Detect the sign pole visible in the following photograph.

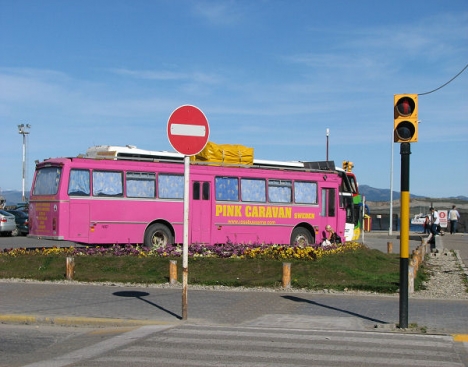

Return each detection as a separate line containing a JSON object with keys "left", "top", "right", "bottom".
{"left": 167, "top": 105, "right": 210, "bottom": 321}
{"left": 182, "top": 155, "right": 190, "bottom": 320}
{"left": 399, "top": 142, "right": 411, "bottom": 329}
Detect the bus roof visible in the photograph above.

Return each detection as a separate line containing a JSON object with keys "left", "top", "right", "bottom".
{"left": 82, "top": 145, "right": 337, "bottom": 172}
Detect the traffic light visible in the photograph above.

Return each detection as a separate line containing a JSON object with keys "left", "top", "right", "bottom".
{"left": 394, "top": 94, "right": 418, "bottom": 143}
{"left": 342, "top": 160, "right": 354, "bottom": 172}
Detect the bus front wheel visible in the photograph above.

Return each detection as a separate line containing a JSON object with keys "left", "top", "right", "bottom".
{"left": 291, "top": 227, "right": 313, "bottom": 247}
{"left": 145, "top": 224, "right": 173, "bottom": 248}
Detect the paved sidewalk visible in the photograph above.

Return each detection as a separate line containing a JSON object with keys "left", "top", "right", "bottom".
{"left": 0, "top": 231, "right": 467, "bottom": 335}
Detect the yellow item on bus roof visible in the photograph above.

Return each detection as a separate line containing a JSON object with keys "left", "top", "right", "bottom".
{"left": 192, "top": 141, "right": 254, "bottom": 165}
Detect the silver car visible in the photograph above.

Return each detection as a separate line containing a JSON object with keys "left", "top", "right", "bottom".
{"left": 0, "top": 210, "right": 17, "bottom": 236}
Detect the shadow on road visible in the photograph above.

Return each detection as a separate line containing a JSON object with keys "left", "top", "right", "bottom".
{"left": 282, "top": 295, "right": 388, "bottom": 324}
{"left": 113, "top": 291, "right": 182, "bottom": 320}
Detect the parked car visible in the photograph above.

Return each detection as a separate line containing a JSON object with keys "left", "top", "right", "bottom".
{"left": 0, "top": 210, "right": 17, "bottom": 236}
{"left": 6, "top": 209, "right": 29, "bottom": 236}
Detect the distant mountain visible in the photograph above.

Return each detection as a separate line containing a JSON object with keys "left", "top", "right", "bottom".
{"left": 359, "top": 185, "right": 468, "bottom": 202}
{"left": 0, "top": 190, "right": 29, "bottom": 207}
{"left": 359, "top": 185, "right": 427, "bottom": 202}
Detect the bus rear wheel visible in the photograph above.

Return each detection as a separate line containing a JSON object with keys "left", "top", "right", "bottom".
{"left": 145, "top": 224, "right": 173, "bottom": 248}
{"left": 291, "top": 227, "right": 313, "bottom": 247}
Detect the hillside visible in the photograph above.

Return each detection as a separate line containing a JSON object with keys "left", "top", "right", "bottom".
{"left": 359, "top": 185, "right": 467, "bottom": 203}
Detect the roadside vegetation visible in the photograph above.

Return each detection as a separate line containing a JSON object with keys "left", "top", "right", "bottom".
{"left": 0, "top": 242, "right": 428, "bottom": 293}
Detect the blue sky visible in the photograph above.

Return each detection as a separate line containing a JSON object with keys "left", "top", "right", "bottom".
{"left": 1, "top": 0, "right": 467, "bottom": 198}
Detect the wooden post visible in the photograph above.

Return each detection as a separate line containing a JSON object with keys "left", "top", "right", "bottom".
{"left": 387, "top": 241, "right": 393, "bottom": 254}
{"left": 421, "top": 238, "right": 428, "bottom": 253}
{"left": 66, "top": 257, "right": 75, "bottom": 280}
{"left": 169, "top": 260, "right": 177, "bottom": 285}
{"left": 412, "top": 250, "right": 419, "bottom": 269}
{"left": 282, "top": 262, "right": 291, "bottom": 289}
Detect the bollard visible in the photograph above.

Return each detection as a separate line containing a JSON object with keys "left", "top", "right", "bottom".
{"left": 66, "top": 257, "right": 75, "bottom": 280}
{"left": 435, "top": 235, "right": 444, "bottom": 252}
{"left": 282, "top": 262, "right": 291, "bottom": 289}
{"left": 387, "top": 241, "right": 393, "bottom": 254}
{"left": 169, "top": 260, "right": 178, "bottom": 285}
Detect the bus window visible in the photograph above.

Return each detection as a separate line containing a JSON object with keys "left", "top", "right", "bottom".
{"left": 321, "top": 188, "right": 336, "bottom": 217}
{"left": 268, "top": 180, "right": 292, "bottom": 203}
{"left": 215, "top": 177, "right": 239, "bottom": 201}
{"left": 241, "top": 178, "right": 266, "bottom": 202}
{"left": 126, "top": 172, "right": 155, "bottom": 198}
{"left": 193, "top": 182, "right": 200, "bottom": 200}
{"left": 158, "top": 174, "right": 184, "bottom": 199}
{"left": 193, "top": 182, "right": 210, "bottom": 201}
{"left": 68, "top": 169, "right": 90, "bottom": 196}
{"left": 294, "top": 181, "right": 317, "bottom": 204}
{"left": 33, "top": 166, "right": 62, "bottom": 195}
{"left": 92, "top": 171, "right": 123, "bottom": 197}
{"left": 202, "top": 182, "right": 210, "bottom": 200}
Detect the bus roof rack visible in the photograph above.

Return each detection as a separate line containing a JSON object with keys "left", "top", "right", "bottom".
{"left": 85, "top": 145, "right": 184, "bottom": 162}
{"left": 302, "top": 161, "right": 336, "bottom": 170}
{"left": 84, "top": 145, "right": 337, "bottom": 172}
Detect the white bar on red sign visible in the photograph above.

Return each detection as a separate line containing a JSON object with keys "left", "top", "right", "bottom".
{"left": 171, "top": 124, "right": 206, "bottom": 137}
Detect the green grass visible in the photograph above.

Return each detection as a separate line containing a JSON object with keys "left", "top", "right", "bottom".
{"left": 0, "top": 247, "right": 428, "bottom": 293}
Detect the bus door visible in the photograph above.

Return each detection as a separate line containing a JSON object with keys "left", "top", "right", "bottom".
{"left": 320, "top": 187, "right": 339, "bottom": 237}
{"left": 190, "top": 181, "right": 211, "bottom": 244}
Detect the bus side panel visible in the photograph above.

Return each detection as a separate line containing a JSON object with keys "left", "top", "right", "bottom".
{"left": 86, "top": 198, "right": 184, "bottom": 245}
{"left": 69, "top": 201, "right": 89, "bottom": 242}
{"left": 211, "top": 203, "right": 320, "bottom": 245}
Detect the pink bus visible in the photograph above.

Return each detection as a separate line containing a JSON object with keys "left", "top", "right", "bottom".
{"left": 28, "top": 146, "right": 355, "bottom": 246}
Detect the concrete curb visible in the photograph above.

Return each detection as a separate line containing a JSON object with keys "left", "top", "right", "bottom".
{"left": 0, "top": 314, "right": 181, "bottom": 328}
{"left": 454, "top": 250, "right": 468, "bottom": 281}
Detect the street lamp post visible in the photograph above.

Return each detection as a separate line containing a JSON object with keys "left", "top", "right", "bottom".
{"left": 326, "top": 128, "right": 330, "bottom": 161}
{"left": 17, "top": 124, "right": 31, "bottom": 202}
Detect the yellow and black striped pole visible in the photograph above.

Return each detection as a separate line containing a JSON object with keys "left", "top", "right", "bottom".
{"left": 399, "top": 142, "right": 411, "bottom": 328}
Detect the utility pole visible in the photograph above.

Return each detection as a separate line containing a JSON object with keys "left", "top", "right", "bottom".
{"left": 326, "top": 128, "right": 329, "bottom": 161}
{"left": 18, "top": 124, "right": 31, "bottom": 202}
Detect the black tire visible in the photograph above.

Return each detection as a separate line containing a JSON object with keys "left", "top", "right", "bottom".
{"left": 144, "top": 223, "right": 173, "bottom": 248}
{"left": 290, "top": 227, "right": 313, "bottom": 247}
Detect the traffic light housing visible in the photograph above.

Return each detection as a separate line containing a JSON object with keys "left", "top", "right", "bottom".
{"left": 342, "top": 160, "right": 354, "bottom": 172}
{"left": 394, "top": 94, "right": 418, "bottom": 143}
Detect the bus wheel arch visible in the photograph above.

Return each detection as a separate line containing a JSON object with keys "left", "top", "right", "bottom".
{"left": 290, "top": 224, "right": 315, "bottom": 247}
{"left": 144, "top": 221, "right": 174, "bottom": 248}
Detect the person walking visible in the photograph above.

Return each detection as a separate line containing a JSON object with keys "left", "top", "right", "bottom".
{"left": 448, "top": 205, "right": 460, "bottom": 234}
{"left": 427, "top": 207, "right": 440, "bottom": 243}
{"left": 423, "top": 215, "right": 431, "bottom": 234}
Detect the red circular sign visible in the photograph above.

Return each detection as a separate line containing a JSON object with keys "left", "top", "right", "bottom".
{"left": 167, "top": 105, "right": 210, "bottom": 156}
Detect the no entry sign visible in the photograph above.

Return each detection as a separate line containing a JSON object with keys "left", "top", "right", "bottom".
{"left": 167, "top": 105, "right": 210, "bottom": 156}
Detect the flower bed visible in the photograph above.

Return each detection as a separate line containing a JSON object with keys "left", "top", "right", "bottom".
{"left": 1, "top": 242, "right": 364, "bottom": 260}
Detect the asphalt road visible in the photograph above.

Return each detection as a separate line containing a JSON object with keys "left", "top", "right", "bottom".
{"left": 1, "top": 232, "right": 467, "bottom": 366}
{"left": 2, "top": 322, "right": 468, "bottom": 367}
{"left": 0, "top": 235, "right": 79, "bottom": 250}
